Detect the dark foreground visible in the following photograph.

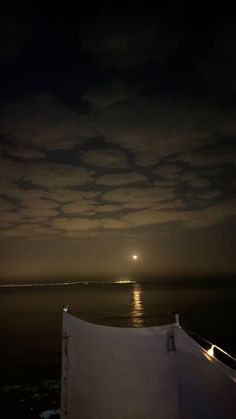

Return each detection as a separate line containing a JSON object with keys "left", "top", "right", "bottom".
{"left": 0, "top": 381, "right": 60, "bottom": 419}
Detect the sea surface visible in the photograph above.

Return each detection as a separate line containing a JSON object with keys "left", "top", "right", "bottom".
{"left": 1, "top": 281, "right": 236, "bottom": 383}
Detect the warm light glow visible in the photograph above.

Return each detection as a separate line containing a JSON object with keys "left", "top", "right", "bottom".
{"left": 115, "top": 278, "right": 135, "bottom": 284}
{"left": 207, "top": 345, "right": 214, "bottom": 357}
{"left": 132, "top": 254, "right": 138, "bottom": 260}
{"left": 131, "top": 285, "right": 143, "bottom": 327}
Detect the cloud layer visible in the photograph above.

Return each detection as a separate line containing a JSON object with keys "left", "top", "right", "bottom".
{"left": 0, "top": 86, "right": 235, "bottom": 240}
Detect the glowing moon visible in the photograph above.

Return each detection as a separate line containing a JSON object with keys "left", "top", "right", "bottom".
{"left": 132, "top": 254, "right": 138, "bottom": 260}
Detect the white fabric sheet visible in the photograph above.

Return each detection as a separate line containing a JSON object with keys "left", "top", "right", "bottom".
{"left": 61, "top": 313, "right": 180, "bottom": 419}
{"left": 61, "top": 312, "right": 236, "bottom": 419}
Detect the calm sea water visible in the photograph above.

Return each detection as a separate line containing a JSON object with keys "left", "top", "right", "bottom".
{"left": 1, "top": 282, "right": 236, "bottom": 382}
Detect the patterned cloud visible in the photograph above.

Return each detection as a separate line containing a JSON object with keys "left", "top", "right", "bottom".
{"left": 81, "top": 149, "right": 127, "bottom": 168}
{"left": 0, "top": 89, "right": 235, "bottom": 240}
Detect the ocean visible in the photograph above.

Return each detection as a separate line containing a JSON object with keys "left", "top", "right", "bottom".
{"left": 1, "top": 281, "right": 236, "bottom": 383}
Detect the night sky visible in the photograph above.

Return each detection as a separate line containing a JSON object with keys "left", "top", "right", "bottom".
{"left": 0, "top": 2, "right": 236, "bottom": 279}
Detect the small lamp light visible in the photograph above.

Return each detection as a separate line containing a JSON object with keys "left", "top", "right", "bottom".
{"left": 207, "top": 345, "right": 214, "bottom": 357}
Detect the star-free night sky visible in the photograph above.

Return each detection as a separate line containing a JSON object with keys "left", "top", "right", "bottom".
{"left": 0, "top": 2, "right": 236, "bottom": 279}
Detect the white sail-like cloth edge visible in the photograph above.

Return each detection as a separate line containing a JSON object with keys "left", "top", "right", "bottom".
{"left": 61, "top": 312, "right": 236, "bottom": 419}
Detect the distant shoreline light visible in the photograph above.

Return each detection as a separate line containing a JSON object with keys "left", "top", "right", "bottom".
{"left": 0, "top": 279, "right": 136, "bottom": 288}
{"left": 115, "top": 279, "right": 136, "bottom": 284}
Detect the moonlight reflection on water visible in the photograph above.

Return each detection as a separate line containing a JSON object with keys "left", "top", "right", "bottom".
{"left": 131, "top": 284, "right": 143, "bottom": 327}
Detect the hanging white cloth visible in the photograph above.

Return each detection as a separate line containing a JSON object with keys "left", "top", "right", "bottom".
{"left": 61, "top": 312, "right": 236, "bottom": 419}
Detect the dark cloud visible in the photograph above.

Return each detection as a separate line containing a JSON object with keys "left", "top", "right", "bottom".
{"left": 197, "top": 190, "right": 222, "bottom": 200}
{"left": 101, "top": 186, "right": 176, "bottom": 206}
{"left": 24, "top": 162, "right": 94, "bottom": 188}
{"left": 187, "top": 178, "right": 210, "bottom": 188}
{"left": 52, "top": 217, "right": 101, "bottom": 232}
{"left": 5, "top": 145, "right": 46, "bottom": 160}
{"left": 62, "top": 201, "right": 96, "bottom": 215}
{"left": 2, "top": 224, "right": 58, "bottom": 238}
{"left": 80, "top": 6, "right": 180, "bottom": 72}
{"left": 153, "top": 164, "right": 183, "bottom": 180}
{"left": 0, "top": 199, "right": 15, "bottom": 212}
{"left": 111, "top": 199, "right": 236, "bottom": 230}
{"left": 97, "top": 172, "right": 147, "bottom": 186}
{"left": 96, "top": 205, "right": 122, "bottom": 213}
{"left": 199, "top": 19, "right": 236, "bottom": 94}
{"left": 83, "top": 81, "right": 143, "bottom": 110}
{"left": 0, "top": 93, "right": 94, "bottom": 151}
{"left": 177, "top": 142, "right": 236, "bottom": 167}
{"left": 0, "top": 158, "right": 94, "bottom": 188}
{"left": 82, "top": 93, "right": 236, "bottom": 166}
{"left": 81, "top": 149, "right": 128, "bottom": 168}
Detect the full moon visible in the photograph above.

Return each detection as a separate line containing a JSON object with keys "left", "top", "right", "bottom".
{"left": 132, "top": 254, "right": 138, "bottom": 260}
